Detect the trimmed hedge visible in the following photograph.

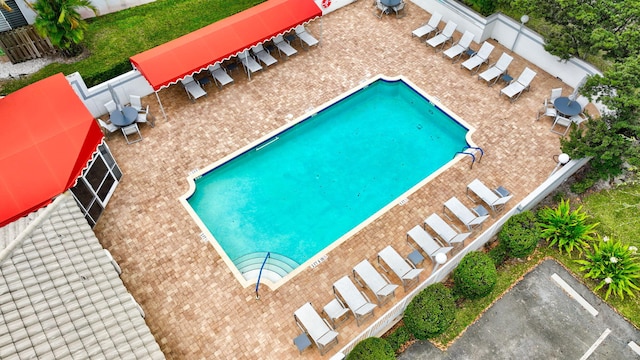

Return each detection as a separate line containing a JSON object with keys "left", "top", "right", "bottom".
{"left": 453, "top": 251, "right": 497, "bottom": 299}
{"left": 404, "top": 283, "right": 456, "bottom": 339}
{"left": 383, "top": 324, "right": 413, "bottom": 354}
{"left": 345, "top": 337, "right": 394, "bottom": 360}
{"left": 498, "top": 211, "right": 541, "bottom": 259}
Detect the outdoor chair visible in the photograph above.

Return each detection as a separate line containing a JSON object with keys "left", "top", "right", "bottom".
{"left": 322, "top": 299, "right": 350, "bottom": 329}
{"left": 273, "top": 35, "right": 297, "bottom": 59}
{"left": 412, "top": 12, "right": 442, "bottom": 38}
{"left": 104, "top": 100, "right": 118, "bottom": 114}
{"left": 466, "top": 178, "right": 513, "bottom": 212}
{"left": 179, "top": 75, "right": 207, "bottom": 102}
{"left": 332, "top": 276, "right": 377, "bottom": 326}
{"left": 443, "top": 30, "right": 475, "bottom": 63}
{"left": 426, "top": 20, "right": 457, "bottom": 51}
{"left": 377, "top": 245, "right": 423, "bottom": 291}
{"left": 208, "top": 63, "right": 234, "bottom": 89}
{"left": 500, "top": 67, "right": 537, "bottom": 102}
{"left": 424, "top": 213, "right": 471, "bottom": 246}
{"left": 135, "top": 105, "right": 154, "bottom": 127}
{"left": 478, "top": 53, "right": 513, "bottom": 86}
{"left": 238, "top": 50, "right": 263, "bottom": 79}
{"left": 406, "top": 225, "right": 453, "bottom": 261}
{"left": 295, "top": 25, "right": 319, "bottom": 50}
{"left": 570, "top": 95, "right": 590, "bottom": 125}
{"left": 443, "top": 197, "right": 490, "bottom": 232}
{"left": 129, "top": 95, "right": 143, "bottom": 112}
{"left": 251, "top": 44, "right": 278, "bottom": 67}
{"left": 352, "top": 259, "right": 399, "bottom": 305}
{"left": 97, "top": 119, "right": 119, "bottom": 139}
{"left": 392, "top": 0, "right": 406, "bottom": 18}
{"left": 293, "top": 302, "right": 339, "bottom": 355}
{"left": 375, "top": 0, "right": 389, "bottom": 18}
{"left": 550, "top": 115, "right": 574, "bottom": 136}
{"left": 461, "top": 41, "right": 494, "bottom": 74}
{"left": 537, "top": 88, "right": 563, "bottom": 121}
{"left": 121, "top": 123, "right": 142, "bottom": 144}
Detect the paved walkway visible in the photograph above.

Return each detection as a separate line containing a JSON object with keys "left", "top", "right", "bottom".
{"left": 93, "top": 1, "right": 593, "bottom": 359}
{"left": 399, "top": 260, "right": 640, "bottom": 360}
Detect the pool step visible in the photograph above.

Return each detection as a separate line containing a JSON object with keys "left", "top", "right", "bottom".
{"left": 235, "top": 252, "right": 300, "bottom": 281}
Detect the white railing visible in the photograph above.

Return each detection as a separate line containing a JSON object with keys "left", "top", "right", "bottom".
{"left": 332, "top": 158, "right": 589, "bottom": 358}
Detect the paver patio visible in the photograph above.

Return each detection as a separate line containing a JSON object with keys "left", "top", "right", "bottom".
{"left": 93, "top": 2, "right": 594, "bottom": 359}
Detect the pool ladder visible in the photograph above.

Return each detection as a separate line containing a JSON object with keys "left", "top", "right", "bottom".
{"left": 255, "top": 252, "right": 270, "bottom": 300}
{"left": 455, "top": 146, "right": 484, "bottom": 169}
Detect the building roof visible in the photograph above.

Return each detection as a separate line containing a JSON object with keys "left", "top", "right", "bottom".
{"left": 0, "top": 193, "right": 165, "bottom": 359}
{"left": 0, "top": 73, "right": 104, "bottom": 227}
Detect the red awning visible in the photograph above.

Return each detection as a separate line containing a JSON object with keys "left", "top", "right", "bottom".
{"left": 0, "top": 73, "right": 104, "bottom": 227}
{"left": 130, "top": 0, "right": 322, "bottom": 91}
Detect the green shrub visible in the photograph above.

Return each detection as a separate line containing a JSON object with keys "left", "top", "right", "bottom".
{"left": 537, "top": 199, "right": 599, "bottom": 256}
{"left": 453, "top": 251, "right": 498, "bottom": 299}
{"left": 570, "top": 176, "right": 598, "bottom": 194}
{"left": 404, "top": 283, "right": 455, "bottom": 339}
{"left": 383, "top": 324, "right": 413, "bottom": 354}
{"left": 575, "top": 236, "right": 640, "bottom": 300}
{"left": 487, "top": 241, "right": 508, "bottom": 266}
{"left": 345, "top": 337, "right": 394, "bottom": 360}
{"left": 498, "top": 211, "right": 541, "bottom": 259}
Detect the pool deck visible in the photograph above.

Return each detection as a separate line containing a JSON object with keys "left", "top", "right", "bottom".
{"left": 93, "top": 2, "right": 594, "bottom": 359}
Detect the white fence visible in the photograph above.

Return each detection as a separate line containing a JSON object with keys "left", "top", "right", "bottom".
{"left": 17, "top": 0, "right": 155, "bottom": 25}
{"left": 330, "top": 157, "right": 590, "bottom": 359}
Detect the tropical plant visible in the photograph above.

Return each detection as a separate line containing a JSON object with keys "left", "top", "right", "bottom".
{"left": 575, "top": 236, "right": 640, "bottom": 300}
{"left": 345, "top": 337, "right": 395, "bottom": 360}
{"left": 453, "top": 251, "right": 498, "bottom": 299}
{"left": 404, "top": 283, "right": 456, "bottom": 340}
{"left": 30, "top": 0, "right": 98, "bottom": 57}
{"left": 537, "top": 199, "right": 599, "bottom": 256}
{"left": 498, "top": 211, "right": 541, "bottom": 259}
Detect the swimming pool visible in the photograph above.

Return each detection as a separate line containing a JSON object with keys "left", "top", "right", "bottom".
{"left": 181, "top": 75, "right": 474, "bottom": 288}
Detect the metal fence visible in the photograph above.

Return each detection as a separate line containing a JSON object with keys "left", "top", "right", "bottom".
{"left": 0, "top": 25, "right": 55, "bottom": 64}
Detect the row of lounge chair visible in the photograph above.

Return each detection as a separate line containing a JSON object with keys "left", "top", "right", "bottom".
{"left": 178, "top": 25, "right": 318, "bottom": 101}
{"left": 413, "top": 12, "right": 538, "bottom": 102}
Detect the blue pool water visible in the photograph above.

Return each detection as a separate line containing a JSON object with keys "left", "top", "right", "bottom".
{"left": 187, "top": 78, "right": 469, "bottom": 271}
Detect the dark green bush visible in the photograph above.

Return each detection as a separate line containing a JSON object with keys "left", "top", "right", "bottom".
{"left": 453, "top": 251, "right": 497, "bottom": 299}
{"left": 383, "top": 324, "right": 413, "bottom": 354}
{"left": 345, "top": 337, "right": 394, "bottom": 360}
{"left": 487, "top": 240, "right": 508, "bottom": 266}
{"left": 570, "top": 176, "right": 598, "bottom": 194}
{"left": 83, "top": 61, "right": 133, "bottom": 88}
{"left": 498, "top": 211, "right": 541, "bottom": 259}
{"left": 404, "top": 283, "right": 456, "bottom": 339}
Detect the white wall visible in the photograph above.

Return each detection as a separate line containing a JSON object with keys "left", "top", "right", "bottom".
{"left": 19, "top": 0, "right": 155, "bottom": 24}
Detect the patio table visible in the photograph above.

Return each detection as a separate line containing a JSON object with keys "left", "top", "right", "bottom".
{"left": 554, "top": 97, "right": 581, "bottom": 117}
{"left": 110, "top": 106, "right": 139, "bottom": 127}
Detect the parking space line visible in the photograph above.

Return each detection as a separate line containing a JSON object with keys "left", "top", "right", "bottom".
{"left": 551, "top": 273, "right": 598, "bottom": 316}
{"left": 579, "top": 328, "right": 611, "bottom": 360}
{"left": 629, "top": 341, "right": 640, "bottom": 355}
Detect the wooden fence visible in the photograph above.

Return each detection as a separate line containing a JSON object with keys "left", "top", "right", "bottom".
{"left": 0, "top": 25, "right": 56, "bottom": 64}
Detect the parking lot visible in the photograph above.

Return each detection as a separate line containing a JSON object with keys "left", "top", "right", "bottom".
{"left": 399, "top": 260, "right": 640, "bottom": 359}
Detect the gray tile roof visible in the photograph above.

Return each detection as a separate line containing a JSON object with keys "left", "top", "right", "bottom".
{"left": 0, "top": 193, "right": 165, "bottom": 360}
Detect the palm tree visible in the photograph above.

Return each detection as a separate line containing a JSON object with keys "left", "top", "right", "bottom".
{"left": 30, "top": 0, "right": 98, "bottom": 57}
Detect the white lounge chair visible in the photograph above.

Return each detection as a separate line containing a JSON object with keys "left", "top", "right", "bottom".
{"left": 179, "top": 75, "right": 207, "bottom": 102}
{"left": 443, "top": 197, "right": 490, "bottom": 232}
{"left": 406, "top": 225, "right": 453, "bottom": 260}
{"left": 443, "top": 30, "right": 475, "bottom": 63}
{"left": 466, "top": 178, "right": 513, "bottom": 212}
{"left": 251, "top": 44, "right": 278, "bottom": 67}
{"left": 322, "top": 299, "right": 350, "bottom": 328}
{"left": 273, "top": 35, "right": 297, "bottom": 58}
{"left": 295, "top": 25, "right": 319, "bottom": 50}
{"left": 377, "top": 245, "right": 423, "bottom": 291}
{"left": 412, "top": 12, "right": 442, "bottom": 38}
{"left": 332, "top": 276, "right": 377, "bottom": 326}
{"left": 238, "top": 50, "right": 263, "bottom": 80}
{"left": 294, "top": 302, "right": 339, "bottom": 355}
{"left": 208, "top": 63, "right": 234, "bottom": 89}
{"left": 426, "top": 20, "right": 457, "bottom": 51}
{"left": 424, "top": 213, "right": 471, "bottom": 246}
{"left": 537, "top": 88, "right": 563, "bottom": 121}
{"left": 478, "top": 53, "right": 513, "bottom": 86}
{"left": 461, "top": 41, "right": 494, "bottom": 74}
{"left": 500, "top": 67, "right": 537, "bottom": 102}
{"left": 353, "top": 260, "right": 399, "bottom": 305}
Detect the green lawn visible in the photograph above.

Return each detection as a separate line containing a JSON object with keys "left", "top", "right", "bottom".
{"left": 1, "top": 0, "right": 264, "bottom": 93}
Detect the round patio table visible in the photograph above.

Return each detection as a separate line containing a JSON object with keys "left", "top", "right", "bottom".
{"left": 381, "top": 0, "right": 401, "bottom": 6}
{"left": 553, "top": 97, "right": 581, "bottom": 117}
{"left": 109, "top": 106, "right": 139, "bottom": 127}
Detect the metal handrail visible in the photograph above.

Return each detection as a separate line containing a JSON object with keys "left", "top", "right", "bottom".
{"left": 255, "top": 252, "right": 271, "bottom": 300}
